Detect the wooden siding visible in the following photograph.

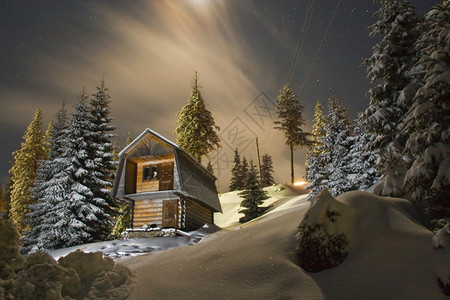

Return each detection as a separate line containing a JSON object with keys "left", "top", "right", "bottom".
{"left": 185, "top": 198, "right": 213, "bottom": 231}
{"left": 134, "top": 156, "right": 174, "bottom": 193}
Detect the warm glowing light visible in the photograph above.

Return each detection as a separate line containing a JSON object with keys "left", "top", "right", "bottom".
{"left": 294, "top": 181, "right": 308, "bottom": 186}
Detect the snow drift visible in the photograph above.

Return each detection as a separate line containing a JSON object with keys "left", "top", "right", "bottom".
{"left": 0, "top": 214, "right": 134, "bottom": 300}
{"left": 123, "top": 189, "right": 449, "bottom": 299}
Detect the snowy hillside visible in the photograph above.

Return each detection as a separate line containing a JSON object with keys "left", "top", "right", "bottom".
{"left": 123, "top": 188, "right": 449, "bottom": 299}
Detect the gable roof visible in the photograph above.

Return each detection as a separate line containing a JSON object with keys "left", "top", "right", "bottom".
{"left": 118, "top": 128, "right": 216, "bottom": 180}
{"left": 113, "top": 128, "right": 221, "bottom": 212}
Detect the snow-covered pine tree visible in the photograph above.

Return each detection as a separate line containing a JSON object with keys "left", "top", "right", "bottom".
{"left": 274, "top": 84, "right": 310, "bottom": 184}
{"left": 322, "top": 93, "right": 353, "bottom": 197}
{"left": 22, "top": 103, "right": 70, "bottom": 251}
{"left": 240, "top": 157, "right": 250, "bottom": 190}
{"left": 306, "top": 101, "right": 327, "bottom": 188}
{"left": 402, "top": 2, "right": 450, "bottom": 229}
{"left": 344, "top": 114, "right": 380, "bottom": 192}
{"left": 69, "top": 91, "right": 115, "bottom": 241}
{"left": 9, "top": 109, "right": 47, "bottom": 233}
{"left": 229, "top": 148, "right": 243, "bottom": 191}
{"left": 260, "top": 154, "right": 275, "bottom": 187}
{"left": 362, "top": 0, "right": 422, "bottom": 197}
{"left": 174, "top": 72, "right": 220, "bottom": 163}
{"left": 238, "top": 160, "right": 269, "bottom": 222}
{"left": 88, "top": 79, "right": 118, "bottom": 237}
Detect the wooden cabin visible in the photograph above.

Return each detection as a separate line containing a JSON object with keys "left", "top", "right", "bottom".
{"left": 112, "top": 129, "right": 222, "bottom": 231}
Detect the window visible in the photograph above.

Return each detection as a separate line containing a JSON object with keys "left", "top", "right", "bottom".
{"left": 143, "top": 165, "right": 158, "bottom": 181}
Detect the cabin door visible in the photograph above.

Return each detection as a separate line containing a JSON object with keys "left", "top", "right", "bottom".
{"left": 159, "top": 162, "right": 174, "bottom": 190}
{"left": 162, "top": 199, "right": 178, "bottom": 228}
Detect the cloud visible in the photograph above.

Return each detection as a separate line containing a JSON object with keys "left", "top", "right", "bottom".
{"left": 1, "top": 0, "right": 308, "bottom": 189}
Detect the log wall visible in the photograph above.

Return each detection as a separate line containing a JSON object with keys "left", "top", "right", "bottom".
{"left": 132, "top": 198, "right": 181, "bottom": 229}
{"left": 133, "top": 199, "right": 163, "bottom": 228}
{"left": 185, "top": 198, "right": 213, "bottom": 231}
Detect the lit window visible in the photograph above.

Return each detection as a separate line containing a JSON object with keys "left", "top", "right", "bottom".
{"left": 143, "top": 165, "right": 158, "bottom": 181}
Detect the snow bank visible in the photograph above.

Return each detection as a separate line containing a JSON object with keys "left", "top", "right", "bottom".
{"left": 215, "top": 184, "right": 307, "bottom": 228}
{"left": 297, "top": 190, "right": 450, "bottom": 298}
{"left": 123, "top": 190, "right": 449, "bottom": 299}
{"left": 295, "top": 189, "right": 349, "bottom": 272}
{"left": 0, "top": 215, "right": 134, "bottom": 300}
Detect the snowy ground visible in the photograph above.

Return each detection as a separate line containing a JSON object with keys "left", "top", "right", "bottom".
{"left": 122, "top": 186, "right": 448, "bottom": 299}
{"left": 48, "top": 226, "right": 217, "bottom": 261}
{"left": 45, "top": 184, "right": 449, "bottom": 298}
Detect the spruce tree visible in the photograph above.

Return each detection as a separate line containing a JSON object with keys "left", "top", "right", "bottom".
{"left": 88, "top": 79, "right": 118, "bottom": 233}
{"left": 43, "top": 121, "right": 53, "bottom": 158}
{"left": 9, "top": 109, "right": 47, "bottom": 232}
{"left": 323, "top": 94, "right": 353, "bottom": 197}
{"left": 238, "top": 161, "right": 269, "bottom": 222}
{"left": 362, "top": 0, "right": 422, "bottom": 196}
{"left": 111, "top": 203, "right": 131, "bottom": 238}
{"left": 229, "top": 148, "right": 243, "bottom": 191}
{"left": 260, "top": 154, "right": 275, "bottom": 187}
{"left": 306, "top": 101, "right": 327, "bottom": 186}
{"left": 402, "top": 2, "right": 450, "bottom": 229}
{"left": 240, "top": 157, "right": 250, "bottom": 189}
{"left": 70, "top": 92, "right": 114, "bottom": 241}
{"left": 345, "top": 115, "right": 380, "bottom": 192}
{"left": 274, "top": 84, "right": 310, "bottom": 184}
{"left": 22, "top": 102, "right": 70, "bottom": 251}
{"left": 174, "top": 72, "right": 220, "bottom": 163}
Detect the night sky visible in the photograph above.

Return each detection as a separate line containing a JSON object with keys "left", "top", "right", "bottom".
{"left": 0, "top": 0, "right": 437, "bottom": 191}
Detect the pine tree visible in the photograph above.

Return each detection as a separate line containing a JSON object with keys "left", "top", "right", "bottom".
{"left": 24, "top": 91, "right": 116, "bottom": 250}
{"left": 88, "top": 79, "right": 118, "bottom": 236}
{"left": 362, "top": 0, "right": 422, "bottom": 196}
{"left": 402, "top": 2, "right": 450, "bottom": 229}
{"left": 306, "top": 101, "right": 327, "bottom": 186}
{"left": 9, "top": 109, "right": 47, "bottom": 232}
{"left": 111, "top": 202, "right": 131, "bottom": 238}
{"left": 345, "top": 115, "right": 380, "bottom": 192}
{"left": 43, "top": 120, "right": 53, "bottom": 158}
{"left": 22, "top": 102, "right": 70, "bottom": 251}
{"left": 238, "top": 161, "right": 269, "bottom": 222}
{"left": 260, "top": 154, "right": 275, "bottom": 187}
{"left": 70, "top": 91, "right": 115, "bottom": 241}
{"left": 174, "top": 72, "right": 220, "bottom": 163}
{"left": 240, "top": 157, "right": 250, "bottom": 189}
{"left": 323, "top": 94, "right": 353, "bottom": 197}
{"left": 274, "top": 84, "right": 310, "bottom": 184}
{"left": 229, "top": 148, "right": 243, "bottom": 191}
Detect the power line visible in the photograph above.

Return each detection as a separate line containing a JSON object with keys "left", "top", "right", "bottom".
{"left": 297, "top": 0, "right": 342, "bottom": 95}
{"left": 285, "top": 0, "right": 317, "bottom": 85}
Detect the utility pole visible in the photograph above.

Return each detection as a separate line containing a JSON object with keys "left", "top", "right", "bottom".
{"left": 256, "top": 137, "right": 262, "bottom": 181}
